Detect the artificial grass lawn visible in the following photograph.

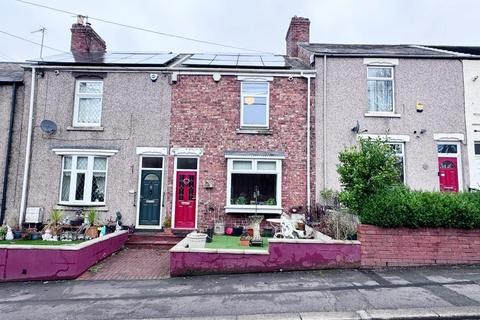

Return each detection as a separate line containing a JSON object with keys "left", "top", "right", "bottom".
{"left": 0, "top": 239, "right": 84, "bottom": 246}
{"left": 206, "top": 235, "right": 269, "bottom": 250}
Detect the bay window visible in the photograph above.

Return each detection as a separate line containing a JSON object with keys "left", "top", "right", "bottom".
{"left": 226, "top": 158, "right": 282, "bottom": 214}
{"left": 60, "top": 155, "right": 108, "bottom": 205}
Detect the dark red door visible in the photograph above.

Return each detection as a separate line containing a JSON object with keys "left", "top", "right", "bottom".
{"left": 438, "top": 157, "right": 459, "bottom": 192}
{"left": 174, "top": 171, "right": 197, "bottom": 228}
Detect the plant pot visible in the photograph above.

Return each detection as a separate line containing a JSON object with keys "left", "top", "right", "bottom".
{"left": 240, "top": 238, "right": 250, "bottom": 247}
{"left": 214, "top": 221, "right": 225, "bottom": 235}
{"left": 247, "top": 228, "right": 254, "bottom": 237}
{"left": 186, "top": 232, "right": 208, "bottom": 248}
{"left": 262, "top": 227, "right": 273, "bottom": 238}
{"left": 206, "top": 227, "right": 214, "bottom": 243}
{"left": 232, "top": 226, "right": 243, "bottom": 236}
{"left": 13, "top": 230, "right": 22, "bottom": 239}
{"left": 86, "top": 226, "right": 99, "bottom": 239}
{"left": 31, "top": 233, "right": 41, "bottom": 240}
{"left": 225, "top": 227, "right": 233, "bottom": 235}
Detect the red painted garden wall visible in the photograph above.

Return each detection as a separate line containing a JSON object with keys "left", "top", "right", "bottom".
{"left": 168, "top": 75, "right": 315, "bottom": 229}
{"left": 358, "top": 224, "right": 480, "bottom": 267}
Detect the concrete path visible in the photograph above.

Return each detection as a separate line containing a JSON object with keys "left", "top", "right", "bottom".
{"left": 1, "top": 265, "right": 480, "bottom": 319}
{"left": 77, "top": 248, "right": 170, "bottom": 280}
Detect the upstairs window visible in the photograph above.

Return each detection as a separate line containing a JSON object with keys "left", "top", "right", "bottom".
{"left": 241, "top": 81, "right": 269, "bottom": 128}
{"left": 367, "top": 67, "right": 394, "bottom": 113}
{"left": 73, "top": 80, "right": 103, "bottom": 127}
{"left": 60, "top": 155, "right": 107, "bottom": 205}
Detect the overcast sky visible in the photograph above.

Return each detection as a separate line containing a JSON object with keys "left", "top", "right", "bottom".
{"left": 0, "top": 0, "right": 479, "bottom": 62}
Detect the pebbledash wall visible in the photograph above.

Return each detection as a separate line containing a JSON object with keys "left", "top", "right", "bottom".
{"left": 4, "top": 69, "right": 171, "bottom": 227}
{"left": 312, "top": 57, "right": 468, "bottom": 195}
{"left": 168, "top": 74, "right": 315, "bottom": 229}
{"left": 358, "top": 224, "right": 480, "bottom": 267}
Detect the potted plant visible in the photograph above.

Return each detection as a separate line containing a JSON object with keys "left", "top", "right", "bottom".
{"left": 240, "top": 230, "right": 250, "bottom": 247}
{"left": 42, "top": 209, "right": 63, "bottom": 241}
{"left": 232, "top": 225, "right": 243, "bottom": 236}
{"left": 163, "top": 215, "right": 171, "bottom": 230}
{"left": 0, "top": 225, "right": 6, "bottom": 240}
{"left": 85, "top": 209, "right": 99, "bottom": 239}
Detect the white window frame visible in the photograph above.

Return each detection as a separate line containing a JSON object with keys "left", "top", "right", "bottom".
{"left": 135, "top": 156, "right": 165, "bottom": 230}
{"left": 367, "top": 66, "right": 395, "bottom": 114}
{"left": 225, "top": 158, "right": 282, "bottom": 214}
{"left": 387, "top": 142, "right": 406, "bottom": 184}
{"left": 59, "top": 155, "right": 108, "bottom": 206}
{"left": 73, "top": 80, "right": 103, "bottom": 127}
{"left": 240, "top": 81, "right": 270, "bottom": 128}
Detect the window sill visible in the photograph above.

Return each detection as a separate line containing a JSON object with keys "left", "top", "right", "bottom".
{"left": 236, "top": 128, "right": 273, "bottom": 135}
{"left": 56, "top": 203, "right": 108, "bottom": 211}
{"left": 67, "top": 126, "right": 104, "bottom": 131}
{"left": 364, "top": 113, "right": 401, "bottom": 118}
{"left": 225, "top": 205, "right": 282, "bottom": 215}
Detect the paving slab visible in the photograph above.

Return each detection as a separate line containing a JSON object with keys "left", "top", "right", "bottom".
{"left": 432, "top": 305, "right": 480, "bottom": 318}
{"left": 301, "top": 311, "right": 361, "bottom": 320}
{"left": 366, "top": 308, "right": 438, "bottom": 319}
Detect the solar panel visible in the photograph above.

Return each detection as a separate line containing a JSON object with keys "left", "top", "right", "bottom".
{"left": 182, "top": 53, "right": 287, "bottom": 68}
{"left": 33, "top": 52, "right": 178, "bottom": 66}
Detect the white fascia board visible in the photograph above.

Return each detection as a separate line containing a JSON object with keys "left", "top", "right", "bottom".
{"left": 136, "top": 147, "right": 168, "bottom": 156}
{"left": 357, "top": 133, "right": 410, "bottom": 143}
{"left": 52, "top": 148, "right": 118, "bottom": 156}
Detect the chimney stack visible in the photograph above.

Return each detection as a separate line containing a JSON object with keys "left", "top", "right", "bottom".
{"left": 70, "top": 15, "right": 106, "bottom": 54}
{"left": 286, "top": 16, "right": 310, "bottom": 57}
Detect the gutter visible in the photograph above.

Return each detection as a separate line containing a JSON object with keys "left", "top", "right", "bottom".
{"left": 19, "top": 67, "right": 35, "bottom": 226}
{"left": 301, "top": 72, "right": 313, "bottom": 211}
{"left": 0, "top": 82, "right": 18, "bottom": 224}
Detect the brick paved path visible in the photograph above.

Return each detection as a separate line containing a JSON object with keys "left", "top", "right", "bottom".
{"left": 77, "top": 248, "right": 170, "bottom": 280}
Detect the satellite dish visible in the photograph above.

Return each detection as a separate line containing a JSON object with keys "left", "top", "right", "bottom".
{"left": 40, "top": 120, "right": 57, "bottom": 135}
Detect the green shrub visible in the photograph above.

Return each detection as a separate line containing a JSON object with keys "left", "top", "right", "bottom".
{"left": 360, "top": 186, "right": 480, "bottom": 229}
{"left": 337, "top": 138, "right": 401, "bottom": 213}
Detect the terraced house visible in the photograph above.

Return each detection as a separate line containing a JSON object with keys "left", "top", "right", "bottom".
{"left": 2, "top": 17, "right": 315, "bottom": 233}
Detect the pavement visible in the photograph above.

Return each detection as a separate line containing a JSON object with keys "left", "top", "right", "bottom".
{"left": 77, "top": 248, "right": 170, "bottom": 281}
{"left": 2, "top": 265, "right": 480, "bottom": 319}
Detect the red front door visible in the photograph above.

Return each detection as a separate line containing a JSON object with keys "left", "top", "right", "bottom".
{"left": 174, "top": 171, "right": 197, "bottom": 228}
{"left": 438, "top": 157, "right": 459, "bottom": 192}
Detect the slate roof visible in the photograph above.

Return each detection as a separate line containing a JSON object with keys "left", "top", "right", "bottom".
{"left": 300, "top": 43, "right": 472, "bottom": 58}
{"left": 0, "top": 63, "right": 23, "bottom": 83}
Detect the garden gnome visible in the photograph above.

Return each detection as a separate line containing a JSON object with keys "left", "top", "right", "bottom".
{"left": 115, "top": 211, "right": 122, "bottom": 232}
{"left": 5, "top": 225, "right": 14, "bottom": 240}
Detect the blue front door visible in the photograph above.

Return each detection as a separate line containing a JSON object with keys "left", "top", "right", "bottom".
{"left": 139, "top": 170, "right": 162, "bottom": 225}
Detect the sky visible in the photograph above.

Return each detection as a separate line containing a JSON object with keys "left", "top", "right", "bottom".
{"left": 0, "top": 0, "right": 479, "bottom": 62}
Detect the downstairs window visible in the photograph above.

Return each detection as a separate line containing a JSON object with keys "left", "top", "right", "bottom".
{"left": 226, "top": 158, "right": 282, "bottom": 214}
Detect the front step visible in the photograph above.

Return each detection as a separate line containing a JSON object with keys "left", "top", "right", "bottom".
{"left": 125, "top": 231, "right": 184, "bottom": 249}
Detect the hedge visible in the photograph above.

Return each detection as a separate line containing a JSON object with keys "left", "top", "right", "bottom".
{"left": 360, "top": 186, "right": 480, "bottom": 229}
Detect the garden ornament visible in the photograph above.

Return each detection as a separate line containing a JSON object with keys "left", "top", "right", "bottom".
{"left": 42, "top": 229, "right": 52, "bottom": 241}
{"left": 5, "top": 225, "right": 14, "bottom": 241}
{"left": 100, "top": 225, "right": 107, "bottom": 237}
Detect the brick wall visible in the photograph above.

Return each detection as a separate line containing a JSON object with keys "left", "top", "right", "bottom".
{"left": 169, "top": 75, "right": 314, "bottom": 229}
{"left": 286, "top": 17, "right": 310, "bottom": 57}
{"left": 358, "top": 224, "right": 480, "bottom": 267}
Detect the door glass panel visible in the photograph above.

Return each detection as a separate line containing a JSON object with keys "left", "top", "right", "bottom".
{"left": 188, "top": 175, "right": 195, "bottom": 200}
{"left": 177, "top": 158, "right": 198, "bottom": 170}
{"left": 233, "top": 160, "right": 252, "bottom": 170}
{"left": 438, "top": 144, "right": 458, "bottom": 154}
{"left": 142, "top": 157, "right": 163, "bottom": 169}
{"left": 440, "top": 160, "right": 455, "bottom": 169}
{"left": 178, "top": 174, "right": 185, "bottom": 200}
{"left": 144, "top": 173, "right": 160, "bottom": 181}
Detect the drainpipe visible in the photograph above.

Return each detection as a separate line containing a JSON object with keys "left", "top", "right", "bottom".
{"left": 322, "top": 55, "right": 327, "bottom": 189}
{"left": 301, "top": 72, "right": 313, "bottom": 211}
{"left": 0, "top": 82, "right": 18, "bottom": 224}
{"left": 19, "top": 67, "right": 36, "bottom": 226}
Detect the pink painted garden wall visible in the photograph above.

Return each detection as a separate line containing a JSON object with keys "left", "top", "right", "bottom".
{"left": 0, "top": 231, "right": 128, "bottom": 282}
